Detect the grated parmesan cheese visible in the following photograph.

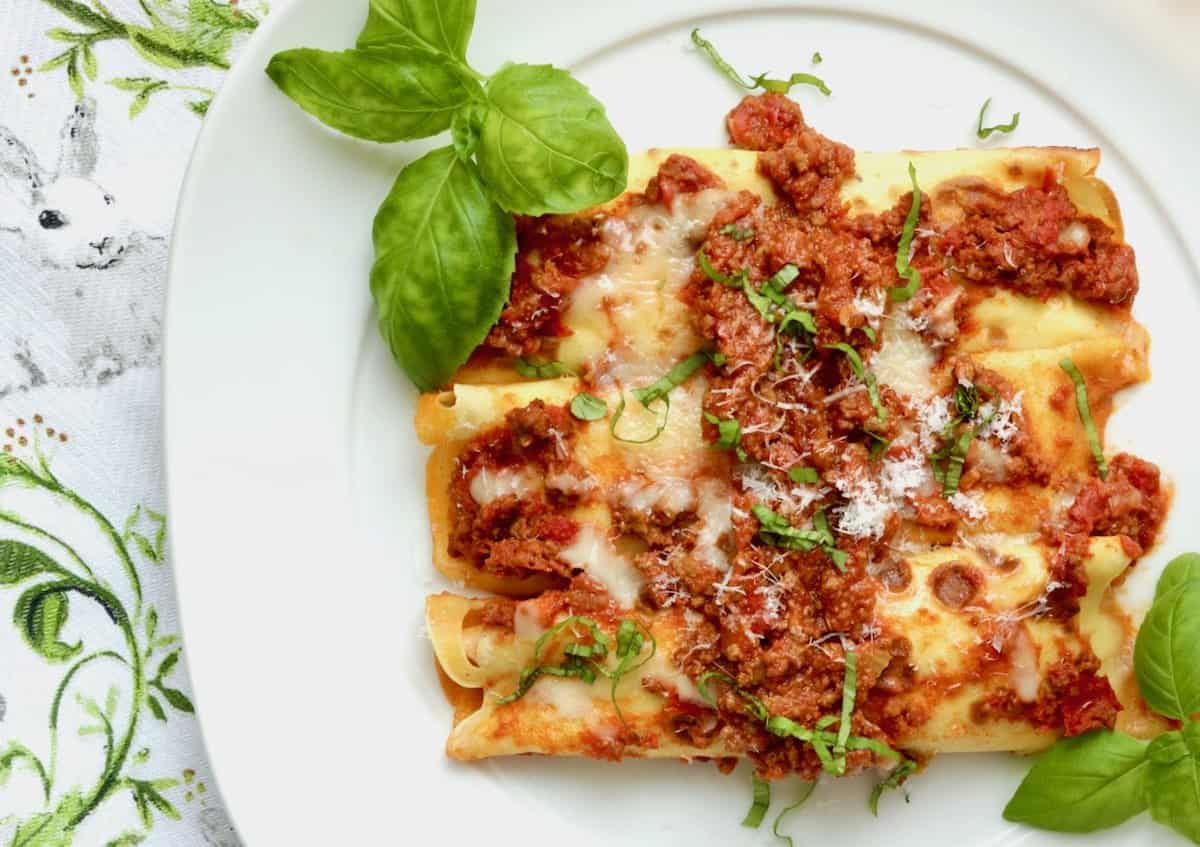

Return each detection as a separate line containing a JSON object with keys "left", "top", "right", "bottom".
{"left": 948, "top": 491, "right": 988, "bottom": 522}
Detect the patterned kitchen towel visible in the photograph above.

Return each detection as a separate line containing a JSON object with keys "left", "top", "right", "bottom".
{"left": 1, "top": 2, "right": 269, "bottom": 844}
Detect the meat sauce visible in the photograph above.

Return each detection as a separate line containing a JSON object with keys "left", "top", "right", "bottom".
{"left": 448, "top": 94, "right": 1165, "bottom": 777}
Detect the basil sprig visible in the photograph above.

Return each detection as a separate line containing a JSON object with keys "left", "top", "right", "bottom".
{"left": 928, "top": 382, "right": 993, "bottom": 496}
{"left": 1060, "top": 358, "right": 1109, "bottom": 479}
{"left": 1004, "top": 553, "right": 1200, "bottom": 843}
{"left": 976, "top": 97, "right": 1021, "bottom": 139}
{"left": 610, "top": 351, "right": 718, "bottom": 443}
{"left": 690, "top": 29, "right": 831, "bottom": 96}
{"left": 267, "top": 0, "right": 628, "bottom": 390}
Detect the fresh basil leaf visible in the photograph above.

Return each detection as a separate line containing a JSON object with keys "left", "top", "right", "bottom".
{"left": 570, "top": 393, "right": 607, "bottom": 421}
{"left": 1146, "top": 722, "right": 1200, "bottom": 844}
{"left": 356, "top": 0, "right": 477, "bottom": 61}
{"left": 976, "top": 97, "right": 1020, "bottom": 139}
{"left": 1002, "top": 730, "right": 1149, "bottom": 832}
{"left": 1148, "top": 730, "right": 1188, "bottom": 765}
{"left": 514, "top": 358, "right": 575, "bottom": 379}
{"left": 370, "top": 146, "right": 516, "bottom": 390}
{"left": 14, "top": 581, "right": 81, "bottom": 662}
{"left": 869, "top": 759, "right": 916, "bottom": 815}
{"left": 476, "top": 63, "right": 627, "bottom": 216}
{"left": 452, "top": 101, "right": 487, "bottom": 160}
{"left": 743, "top": 773, "right": 771, "bottom": 828}
{"left": 0, "top": 540, "right": 57, "bottom": 585}
{"left": 690, "top": 29, "right": 830, "bottom": 96}
{"left": 265, "top": 46, "right": 481, "bottom": 143}
{"left": 889, "top": 162, "right": 923, "bottom": 302}
{"left": 1156, "top": 553, "right": 1200, "bottom": 601}
{"left": 1135, "top": 579, "right": 1200, "bottom": 720}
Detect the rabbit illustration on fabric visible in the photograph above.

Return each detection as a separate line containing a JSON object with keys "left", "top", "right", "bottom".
{"left": 0, "top": 98, "right": 164, "bottom": 396}
{"left": 0, "top": 98, "right": 132, "bottom": 269}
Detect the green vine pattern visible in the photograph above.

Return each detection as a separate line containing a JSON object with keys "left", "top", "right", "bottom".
{"left": 0, "top": 432, "right": 200, "bottom": 846}
{"left": 38, "top": 0, "right": 263, "bottom": 117}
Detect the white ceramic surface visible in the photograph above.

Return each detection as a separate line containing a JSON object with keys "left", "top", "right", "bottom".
{"left": 164, "top": 1, "right": 1200, "bottom": 844}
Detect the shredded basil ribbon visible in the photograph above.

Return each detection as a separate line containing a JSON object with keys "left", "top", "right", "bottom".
{"left": 514, "top": 357, "right": 576, "bottom": 379}
{"left": 869, "top": 759, "right": 918, "bottom": 815}
{"left": 690, "top": 29, "right": 831, "bottom": 96}
{"left": 610, "top": 350, "right": 717, "bottom": 443}
{"left": 570, "top": 392, "right": 607, "bottom": 421}
{"left": 698, "top": 669, "right": 903, "bottom": 780}
{"left": 497, "top": 616, "right": 655, "bottom": 730}
{"left": 832, "top": 649, "right": 858, "bottom": 772}
{"left": 825, "top": 343, "right": 886, "bottom": 423}
{"left": 743, "top": 773, "right": 772, "bottom": 828}
{"left": 1060, "top": 358, "right": 1108, "bottom": 479}
{"left": 704, "top": 412, "right": 747, "bottom": 461}
{"left": 890, "top": 162, "right": 923, "bottom": 302}
{"left": 699, "top": 252, "right": 816, "bottom": 345}
{"left": 752, "top": 504, "right": 847, "bottom": 571}
{"left": 773, "top": 781, "right": 817, "bottom": 846}
{"left": 788, "top": 466, "right": 820, "bottom": 485}
{"left": 976, "top": 97, "right": 1021, "bottom": 139}
{"left": 929, "top": 382, "right": 994, "bottom": 496}
{"left": 720, "top": 223, "right": 756, "bottom": 242}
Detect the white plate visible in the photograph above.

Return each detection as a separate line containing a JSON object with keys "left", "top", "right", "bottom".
{"left": 165, "top": 1, "right": 1200, "bottom": 844}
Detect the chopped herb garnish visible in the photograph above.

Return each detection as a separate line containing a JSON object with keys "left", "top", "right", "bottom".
{"left": 825, "top": 342, "right": 886, "bottom": 422}
{"left": 691, "top": 29, "right": 831, "bottom": 96}
{"left": 889, "top": 162, "right": 923, "bottom": 302}
{"left": 773, "top": 781, "right": 817, "bottom": 847}
{"left": 788, "top": 466, "right": 820, "bottom": 485}
{"left": 570, "top": 392, "right": 608, "bottom": 421}
{"left": 753, "top": 504, "right": 847, "bottom": 571}
{"left": 831, "top": 649, "right": 857, "bottom": 773}
{"left": 611, "top": 350, "right": 716, "bottom": 443}
{"left": 1060, "top": 358, "right": 1108, "bottom": 479}
{"left": 704, "top": 412, "right": 748, "bottom": 461}
{"left": 928, "top": 382, "right": 994, "bottom": 496}
{"left": 498, "top": 615, "right": 654, "bottom": 730}
{"left": 743, "top": 773, "right": 772, "bottom": 828}
{"left": 976, "top": 97, "right": 1020, "bottom": 139}
{"left": 721, "top": 223, "right": 756, "bottom": 241}
{"left": 861, "top": 326, "right": 877, "bottom": 344}
{"left": 697, "top": 671, "right": 769, "bottom": 721}
{"left": 811, "top": 51, "right": 823, "bottom": 65}
{"left": 514, "top": 358, "right": 576, "bottom": 379}
{"left": 697, "top": 249, "right": 750, "bottom": 290}
{"left": 864, "top": 430, "right": 891, "bottom": 462}
{"left": 869, "top": 759, "right": 917, "bottom": 815}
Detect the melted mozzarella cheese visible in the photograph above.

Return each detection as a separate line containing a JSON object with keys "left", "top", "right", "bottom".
{"left": 694, "top": 479, "right": 733, "bottom": 571}
{"left": 469, "top": 467, "right": 543, "bottom": 505}
{"left": 874, "top": 321, "right": 937, "bottom": 400}
{"left": 560, "top": 524, "right": 644, "bottom": 609}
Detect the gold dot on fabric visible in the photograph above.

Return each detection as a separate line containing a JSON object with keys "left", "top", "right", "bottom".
{"left": 4, "top": 429, "right": 12, "bottom": 437}
{"left": 20, "top": 55, "right": 29, "bottom": 63}
{"left": 9, "top": 68, "right": 18, "bottom": 77}
{"left": 17, "top": 78, "right": 26, "bottom": 87}
{"left": 33, "top": 414, "right": 43, "bottom": 423}
{"left": 15, "top": 418, "right": 24, "bottom": 426}
{"left": 59, "top": 433, "right": 69, "bottom": 443}
{"left": 2, "top": 445, "right": 10, "bottom": 453}
{"left": 17, "top": 437, "right": 27, "bottom": 446}
{"left": 46, "top": 427, "right": 55, "bottom": 437}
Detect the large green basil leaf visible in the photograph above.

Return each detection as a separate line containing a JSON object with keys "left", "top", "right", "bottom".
{"left": 0, "top": 540, "right": 57, "bottom": 585}
{"left": 265, "top": 46, "right": 480, "bottom": 143}
{"left": 1002, "top": 730, "right": 1149, "bottom": 832}
{"left": 1147, "top": 722, "right": 1200, "bottom": 844}
{"left": 1157, "top": 553, "right": 1200, "bottom": 601}
{"left": 476, "top": 63, "right": 627, "bottom": 215}
{"left": 356, "top": 0, "right": 476, "bottom": 61}
{"left": 14, "top": 581, "right": 81, "bottom": 662}
{"left": 1136, "top": 579, "right": 1200, "bottom": 720}
{"left": 370, "top": 146, "right": 516, "bottom": 390}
